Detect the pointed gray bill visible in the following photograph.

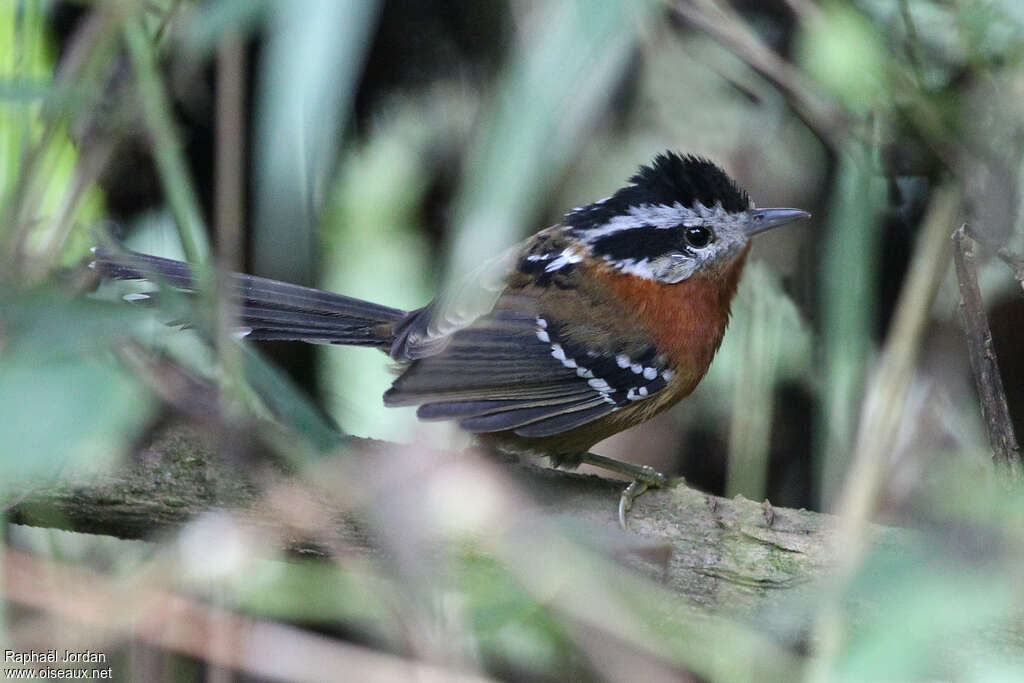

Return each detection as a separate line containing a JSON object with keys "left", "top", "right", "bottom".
{"left": 746, "top": 208, "right": 811, "bottom": 236}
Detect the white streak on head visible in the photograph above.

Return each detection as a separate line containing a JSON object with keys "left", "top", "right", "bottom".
{"left": 574, "top": 200, "right": 753, "bottom": 284}
{"left": 232, "top": 327, "right": 253, "bottom": 339}
{"left": 578, "top": 203, "right": 729, "bottom": 241}
{"left": 122, "top": 293, "right": 150, "bottom": 302}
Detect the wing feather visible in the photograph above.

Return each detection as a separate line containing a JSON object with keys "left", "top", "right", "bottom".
{"left": 384, "top": 293, "right": 670, "bottom": 438}
{"left": 457, "top": 397, "right": 610, "bottom": 433}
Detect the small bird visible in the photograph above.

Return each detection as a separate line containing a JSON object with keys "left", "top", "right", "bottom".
{"left": 93, "top": 152, "right": 809, "bottom": 526}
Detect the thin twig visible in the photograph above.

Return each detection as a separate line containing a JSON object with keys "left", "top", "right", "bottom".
{"left": 669, "top": 0, "right": 852, "bottom": 149}
{"left": 953, "top": 227, "right": 1023, "bottom": 481}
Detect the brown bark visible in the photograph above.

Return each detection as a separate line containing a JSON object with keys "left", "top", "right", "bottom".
{"left": 4, "top": 424, "right": 905, "bottom": 620}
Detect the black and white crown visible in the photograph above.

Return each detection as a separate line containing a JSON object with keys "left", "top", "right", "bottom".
{"left": 565, "top": 152, "right": 751, "bottom": 234}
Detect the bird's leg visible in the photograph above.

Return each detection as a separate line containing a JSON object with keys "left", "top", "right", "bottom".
{"left": 575, "top": 453, "right": 670, "bottom": 530}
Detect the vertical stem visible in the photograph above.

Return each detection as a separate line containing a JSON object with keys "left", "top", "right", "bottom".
{"left": 214, "top": 31, "right": 247, "bottom": 414}
{"left": 808, "top": 187, "right": 959, "bottom": 681}
{"left": 726, "top": 272, "right": 783, "bottom": 500}
{"left": 123, "top": 17, "right": 210, "bottom": 265}
{"left": 215, "top": 33, "right": 245, "bottom": 275}
{"left": 817, "top": 147, "right": 885, "bottom": 507}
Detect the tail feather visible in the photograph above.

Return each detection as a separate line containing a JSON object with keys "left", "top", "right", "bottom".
{"left": 92, "top": 247, "right": 408, "bottom": 349}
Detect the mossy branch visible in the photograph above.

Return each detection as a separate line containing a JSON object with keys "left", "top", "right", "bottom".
{"left": 4, "top": 424, "right": 907, "bottom": 620}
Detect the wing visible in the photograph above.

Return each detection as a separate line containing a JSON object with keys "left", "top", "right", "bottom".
{"left": 389, "top": 244, "right": 522, "bottom": 360}
{"left": 384, "top": 293, "right": 676, "bottom": 438}
{"left": 389, "top": 225, "right": 588, "bottom": 361}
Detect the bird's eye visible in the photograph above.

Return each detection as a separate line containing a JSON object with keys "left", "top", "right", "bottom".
{"left": 684, "top": 226, "right": 713, "bottom": 249}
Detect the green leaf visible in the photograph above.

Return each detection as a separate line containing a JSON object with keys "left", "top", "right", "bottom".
{"left": 0, "top": 291, "right": 155, "bottom": 485}
{"left": 240, "top": 344, "right": 343, "bottom": 454}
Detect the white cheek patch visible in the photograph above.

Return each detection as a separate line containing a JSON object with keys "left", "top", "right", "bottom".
{"left": 610, "top": 255, "right": 699, "bottom": 284}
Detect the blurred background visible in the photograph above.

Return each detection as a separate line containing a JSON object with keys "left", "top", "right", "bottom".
{"left": 3, "top": 0, "right": 1024, "bottom": 680}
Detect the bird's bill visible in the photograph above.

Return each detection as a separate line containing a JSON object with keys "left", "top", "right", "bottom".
{"left": 745, "top": 208, "right": 811, "bottom": 236}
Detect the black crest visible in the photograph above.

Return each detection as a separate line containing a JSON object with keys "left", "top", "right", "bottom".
{"left": 566, "top": 152, "right": 750, "bottom": 233}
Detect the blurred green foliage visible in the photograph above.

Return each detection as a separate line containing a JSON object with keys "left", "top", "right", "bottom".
{"left": 2, "top": 0, "right": 1024, "bottom": 680}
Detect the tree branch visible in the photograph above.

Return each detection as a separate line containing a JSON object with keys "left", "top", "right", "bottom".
{"left": 4, "top": 424, "right": 907, "bottom": 620}
{"left": 953, "top": 226, "right": 1023, "bottom": 481}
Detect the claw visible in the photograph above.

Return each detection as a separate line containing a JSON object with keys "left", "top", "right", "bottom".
{"left": 618, "top": 480, "right": 649, "bottom": 530}
{"left": 573, "top": 452, "right": 670, "bottom": 529}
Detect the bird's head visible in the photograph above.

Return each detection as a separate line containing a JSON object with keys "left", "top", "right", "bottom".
{"left": 564, "top": 151, "right": 809, "bottom": 283}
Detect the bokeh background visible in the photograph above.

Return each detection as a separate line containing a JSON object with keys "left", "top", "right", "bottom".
{"left": 3, "top": 0, "right": 1024, "bottom": 680}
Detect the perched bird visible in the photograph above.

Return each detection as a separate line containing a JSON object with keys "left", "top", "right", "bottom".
{"left": 93, "top": 152, "right": 809, "bottom": 526}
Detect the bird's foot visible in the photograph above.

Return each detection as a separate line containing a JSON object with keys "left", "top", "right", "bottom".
{"left": 574, "top": 453, "right": 669, "bottom": 530}
{"left": 617, "top": 465, "right": 669, "bottom": 530}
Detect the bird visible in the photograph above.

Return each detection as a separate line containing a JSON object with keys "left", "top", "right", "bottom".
{"left": 92, "top": 151, "right": 809, "bottom": 527}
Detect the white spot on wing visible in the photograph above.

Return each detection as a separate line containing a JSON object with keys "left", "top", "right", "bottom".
{"left": 544, "top": 248, "right": 583, "bottom": 273}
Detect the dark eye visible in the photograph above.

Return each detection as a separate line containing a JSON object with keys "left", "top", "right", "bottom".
{"left": 684, "top": 226, "right": 713, "bottom": 249}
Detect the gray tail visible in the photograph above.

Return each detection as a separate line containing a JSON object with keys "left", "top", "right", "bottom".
{"left": 91, "top": 247, "right": 408, "bottom": 350}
